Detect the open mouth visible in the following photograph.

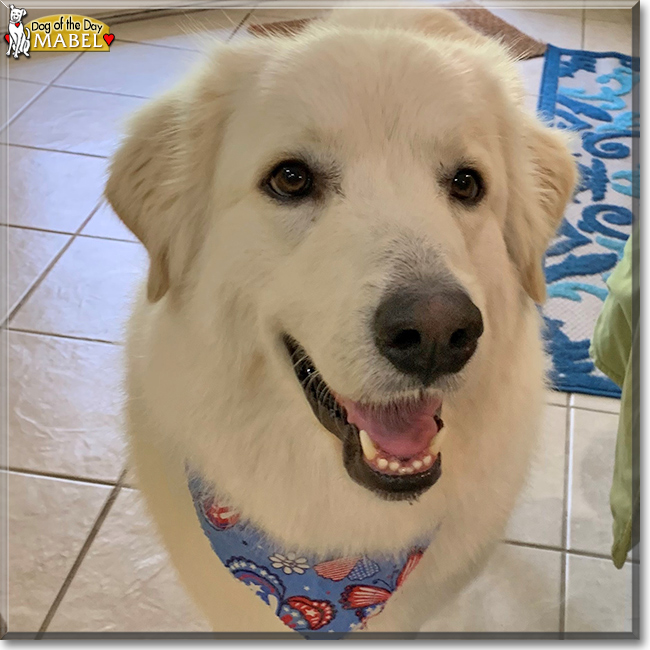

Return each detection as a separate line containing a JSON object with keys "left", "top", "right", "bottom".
{"left": 283, "top": 335, "right": 443, "bottom": 500}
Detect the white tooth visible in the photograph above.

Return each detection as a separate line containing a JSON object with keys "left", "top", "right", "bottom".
{"left": 359, "top": 430, "right": 377, "bottom": 461}
{"left": 423, "top": 455, "right": 432, "bottom": 466}
{"left": 389, "top": 461, "right": 400, "bottom": 472}
{"left": 429, "top": 429, "right": 447, "bottom": 456}
{"left": 398, "top": 467, "right": 408, "bottom": 474}
{"left": 412, "top": 460, "right": 423, "bottom": 470}
{"left": 377, "top": 458, "right": 388, "bottom": 470}
{"left": 404, "top": 467, "right": 414, "bottom": 474}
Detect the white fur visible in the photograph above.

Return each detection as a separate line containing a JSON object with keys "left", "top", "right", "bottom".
{"left": 107, "top": 8, "right": 576, "bottom": 633}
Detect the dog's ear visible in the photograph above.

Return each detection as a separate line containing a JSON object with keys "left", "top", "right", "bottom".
{"left": 106, "top": 45, "right": 265, "bottom": 302}
{"left": 504, "top": 116, "right": 577, "bottom": 304}
{"left": 21, "top": 8, "right": 26, "bottom": 17}
{"left": 106, "top": 94, "right": 189, "bottom": 302}
{"left": 9, "top": 4, "right": 14, "bottom": 11}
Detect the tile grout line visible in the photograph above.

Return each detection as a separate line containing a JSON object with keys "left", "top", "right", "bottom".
{"left": 3, "top": 221, "right": 137, "bottom": 245}
{"left": 559, "top": 552, "right": 568, "bottom": 637}
{"left": 0, "top": 83, "right": 49, "bottom": 133}
{"left": 547, "top": 392, "right": 620, "bottom": 415}
{"left": 551, "top": 400, "right": 618, "bottom": 416}
{"left": 563, "top": 407, "right": 575, "bottom": 552}
{"left": 49, "top": 84, "right": 149, "bottom": 101}
{"left": 0, "top": 143, "right": 108, "bottom": 160}
{"left": 36, "top": 468, "right": 127, "bottom": 637}
{"left": 1, "top": 52, "right": 84, "bottom": 133}
{"left": 2, "top": 201, "right": 103, "bottom": 328}
{"left": 3, "top": 236, "right": 74, "bottom": 328}
{"left": 3, "top": 223, "right": 73, "bottom": 237}
{"left": 580, "top": 7, "right": 586, "bottom": 49}
{"left": 503, "top": 537, "right": 638, "bottom": 564}
{"left": 2, "top": 466, "right": 120, "bottom": 488}
{"left": 561, "top": 405, "right": 574, "bottom": 533}
{"left": 7, "top": 327, "right": 122, "bottom": 346}
{"left": 76, "top": 232, "right": 138, "bottom": 245}
{"left": 228, "top": 8, "right": 255, "bottom": 41}
{"left": 558, "top": 405, "right": 574, "bottom": 635}
{"left": 40, "top": 52, "right": 85, "bottom": 86}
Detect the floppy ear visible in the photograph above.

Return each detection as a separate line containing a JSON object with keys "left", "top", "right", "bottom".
{"left": 504, "top": 116, "right": 577, "bottom": 304}
{"left": 105, "top": 54, "right": 238, "bottom": 302}
{"left": 106, "top": 40, "right": 277, "bottom": 303}
{"left": 21, "top": 9, "right": 26, "bottom": 17}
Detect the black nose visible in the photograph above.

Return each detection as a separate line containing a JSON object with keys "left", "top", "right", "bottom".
{"left": 373, "top": 287, "right": 484, "bottom": 386}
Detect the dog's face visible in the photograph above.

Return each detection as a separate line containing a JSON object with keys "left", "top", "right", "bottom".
{"left": 107, "top": 19, "right": 576, "bottom": 506}
{"left": 9, "top": 6, "right": 26, "bottom": 24}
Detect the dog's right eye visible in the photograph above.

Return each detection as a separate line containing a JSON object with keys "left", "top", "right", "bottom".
{"left": 264, "top": 160, "right": 314, "bottom": 200}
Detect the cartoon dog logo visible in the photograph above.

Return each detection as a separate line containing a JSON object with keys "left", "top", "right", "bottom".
{"left": 6, "top": 5, "right": 30, "bottom": 59}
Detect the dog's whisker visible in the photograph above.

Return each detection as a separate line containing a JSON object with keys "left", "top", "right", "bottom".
{"left": 291, "top": 353, "right": 313, "bottom": 371}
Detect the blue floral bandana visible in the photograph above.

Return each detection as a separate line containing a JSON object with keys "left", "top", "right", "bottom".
{"left": 188, "top": 475, "right": 432, "bottom": 637}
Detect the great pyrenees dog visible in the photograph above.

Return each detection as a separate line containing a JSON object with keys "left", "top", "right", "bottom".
{"left": 106, "top": 7, "right": 576, "bottom": 635}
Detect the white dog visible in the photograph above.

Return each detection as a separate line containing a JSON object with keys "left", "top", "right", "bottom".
{"left": 106, "top": 8, "right": 576, "bottom": 635}
{"left": 6, "top": 4, "right": 30, "bottom": 59}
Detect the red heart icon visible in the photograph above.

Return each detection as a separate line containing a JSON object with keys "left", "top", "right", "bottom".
{"left": 4, "top": 34, "right": 9, "bottom": 43}
{"left": 285, "top": 596, "right": 335, "bottom": 630}
{"left": 14, "top": 22, "right": 20, "bottom": 27}
{"left": 103, "top": 33, "right": 114, "bottom": 46}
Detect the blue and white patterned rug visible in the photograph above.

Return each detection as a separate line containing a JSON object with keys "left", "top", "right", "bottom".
{"left": 538, "top": 45, "right": 639, "bottom": 398}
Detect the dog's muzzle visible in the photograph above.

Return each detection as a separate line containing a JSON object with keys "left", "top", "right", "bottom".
{"left": 281, "top": 282, "right": 483, "bottom": 500}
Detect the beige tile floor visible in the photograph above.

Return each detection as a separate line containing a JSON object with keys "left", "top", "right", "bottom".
{"left": 1, "top": 4, "right": 636, "bottom": 638}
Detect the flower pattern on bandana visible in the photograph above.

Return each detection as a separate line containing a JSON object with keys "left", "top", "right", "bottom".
{"left": 269, "top": 552, "right": 310, "bottom": 575}
{"left": 187, "top": 474, "right": 435, "bottom": 637}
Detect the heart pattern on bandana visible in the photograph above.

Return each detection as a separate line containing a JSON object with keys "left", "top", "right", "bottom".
{"left": 313, "top": 557, "right": 360, "bottom": 581}
{"left": 348, "top": 557, "right": 381, "bottom": 581}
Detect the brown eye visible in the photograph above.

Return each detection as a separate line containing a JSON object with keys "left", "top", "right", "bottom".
{"left": 449, "top": 168, "right": 484, "bottom": 204}
{"left": 266, "top": 160, "right": 314, "bottom": 199}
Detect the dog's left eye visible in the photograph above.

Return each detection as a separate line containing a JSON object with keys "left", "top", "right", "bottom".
{"left": 449, "top": 168, "right": 484, "bottom": 205}
{"left": 265, "top": 160, "right": 314, "bottom": 200}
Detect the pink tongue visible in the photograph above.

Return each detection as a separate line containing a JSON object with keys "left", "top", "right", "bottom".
{"left": 336, "top": 395, "right": 442, "bottom": 460}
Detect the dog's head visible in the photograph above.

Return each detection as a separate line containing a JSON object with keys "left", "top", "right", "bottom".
{"left": 9, "top": 5, "right": 26, "bottom": 23}
{"left": 107, "top": 11, "right": 576, "bottom": 506}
